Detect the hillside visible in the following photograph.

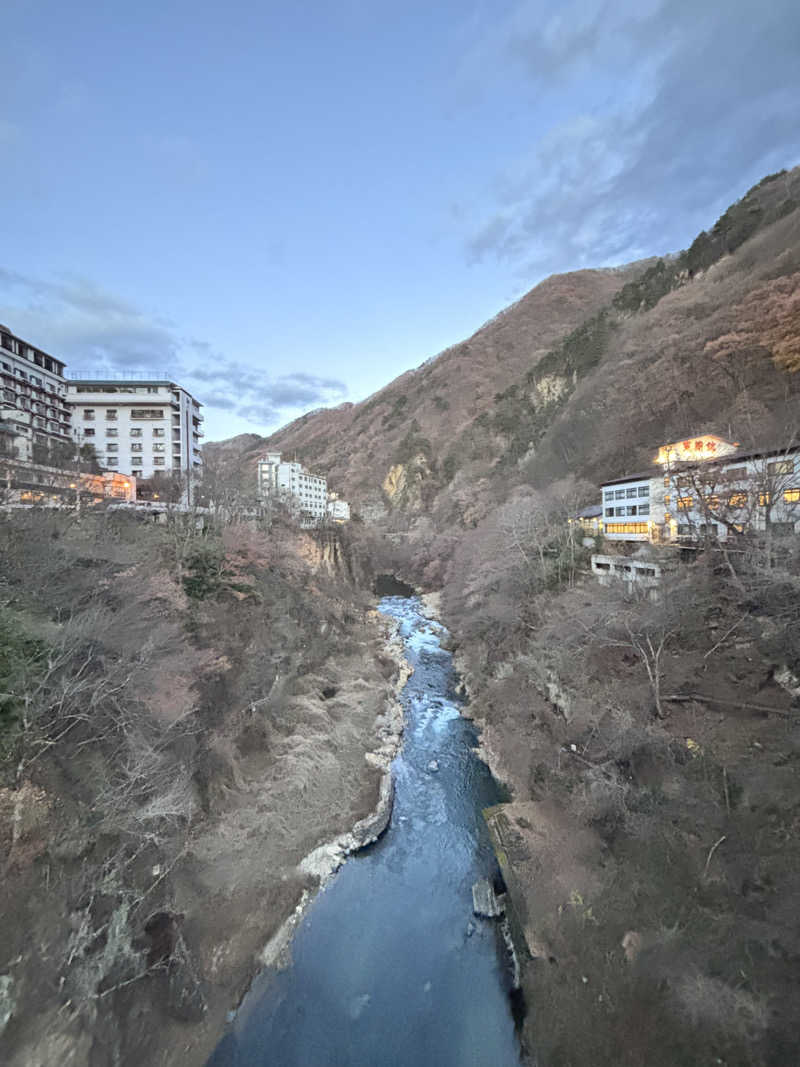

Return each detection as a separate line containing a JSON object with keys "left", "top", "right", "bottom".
{"left": 209, "top": 167, "right": 800, "bottom": 535}
{"left": 206, "top": 262, "right": 650, "bottom": 511}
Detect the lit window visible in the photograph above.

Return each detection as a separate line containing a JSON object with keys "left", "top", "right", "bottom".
{"left": 784, "top": 488, "right": 800, "bottom": 503}
{"left": 728, "top": 492, "right": 747, "bottom": 507}
{"left": 604, "top": 522, "right": 649, "bottom": 535}
{"left": 758, "top": 493, "right": 771, "bottom": 507}
{"left": 677, "top": 497, "right": 693, "bottom": 510}
{"left": 768, "top": 460, "right": 793, "bottom": 476}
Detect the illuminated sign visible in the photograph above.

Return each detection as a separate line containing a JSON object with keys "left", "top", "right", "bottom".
{"left": 656, "top": 435, "right": 738, "bottom": 466}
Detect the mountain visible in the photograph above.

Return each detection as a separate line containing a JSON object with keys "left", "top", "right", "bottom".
{"left": 208, "top": 167, "right": 800, "bottom": 532}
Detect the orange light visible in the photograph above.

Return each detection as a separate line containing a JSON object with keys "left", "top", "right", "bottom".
{"left": 69, "top": 482, "right": 77, "bottom": 489}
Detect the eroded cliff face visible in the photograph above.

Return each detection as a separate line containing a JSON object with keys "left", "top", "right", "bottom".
{"left": 0, "top": 512, "right": 404, "bottom": 1067}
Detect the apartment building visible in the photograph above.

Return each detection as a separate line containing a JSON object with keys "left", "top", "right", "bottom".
{"left": 0, "top": 325, "right": 72, "bottom": 463}
{"left": 67, "top": 379, "right": 203, "bottom": 490}
{"left": 257, "top": 451, "right": 328, "bottom": 522}
{"left": 601, "top": 434, "right": 800, "bottom": 543}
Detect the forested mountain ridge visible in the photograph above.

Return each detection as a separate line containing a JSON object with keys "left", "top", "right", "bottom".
{"left": 209, "top": 166, "right": 800, "bottom": 532}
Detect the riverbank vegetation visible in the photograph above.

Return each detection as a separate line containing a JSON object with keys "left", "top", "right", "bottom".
{"left": 439, "top": 499, "right": 800, "bottom": 1066}
{"left": 0, "top": 507, "right": 398, "bottom": 1065}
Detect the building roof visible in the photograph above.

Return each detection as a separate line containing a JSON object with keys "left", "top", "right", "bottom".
{"left": 600, "top": 442, "right": 800, "bottom": 489}
{"left": 577, "top": 503, "right": 603, "bottom": 518}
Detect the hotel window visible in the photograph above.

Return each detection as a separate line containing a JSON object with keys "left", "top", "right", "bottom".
{"left": 638, "top": 486, "right": 649, "bottom": 497}
{"left": 784, "top": 488, "right": 800, "bottom": 503}
{"left": 106, "top": 428, "right": 118, "bottom": 437}
{"left": 728, "top": 492, "right": 747, "bottom": 507}
{"left": 605, "top": 522, "right": 648, "bottom": 535}
{"left": 84, "top": 428, "right": 95, "bottom": 437}
{"left": 152, "top": 427, "right": 165, "bottom": 437}
{"left": 615, "top": 489, "right": 625, "bottom": 499}
{"left": 677, "top": 523, "right": 692, "bottom": 536}
{"left": 130, "top": 428, "right": 143, "bottom": 437}
{"left": 106, "top": 443, "right": 118, "bottom": 452}
{"left": 153, "top": 457, "right": 165, "bottom": 466}
{"left": 106, "top": 409, "right": 118, "bottom": 420}
{"left": 639, "top": 504, "right": 650, "bottom": 516}
{"left": 131, "top": 443, "right": 143, "bottom": 452}
{"left": 626, "top": 487, "right": 637, "bottom": 498}
{"left": 677, "top": 497, "right": 693, "bottom": 510}
{"left": 153, "top": 443, "right": 165, "bottom": 452}
{"left": 131, "top": 408, "right": 164, "bottom": 419}
{"left": 758, "top": 493, "right": 772, "bottom": 507}
{"left": 83, "top": 409, "right": 95, "bottom": 420}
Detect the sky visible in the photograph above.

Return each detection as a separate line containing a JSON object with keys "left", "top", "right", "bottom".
{"left": 1, "top": 0, "right": 798, "bottom": 442}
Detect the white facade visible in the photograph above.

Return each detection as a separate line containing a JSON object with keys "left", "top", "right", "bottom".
{"left": 67, "top": 380, "right": 203, "bottom": 490}
{"left": 258, "top": 451, "right": 328, "bottom": 522}
{"left": 602, "top": 476, "right": 658, "bottom": 542}
{"left": 0, "top": 325, "right": 72, "bottom": 464}
{"left": 326, "top": 493, "right": 351, "bottom": 523}
{"left": 601, "top": 438, "right": 800, "bottom": 544}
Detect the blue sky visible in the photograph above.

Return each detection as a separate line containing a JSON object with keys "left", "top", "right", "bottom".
{"left": 1, "top": 0, "right": 798, "bottom": 441}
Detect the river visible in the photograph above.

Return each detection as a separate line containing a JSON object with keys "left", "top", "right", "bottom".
{"left": 208, "top": 595, "right": 522, "bottom": 1066}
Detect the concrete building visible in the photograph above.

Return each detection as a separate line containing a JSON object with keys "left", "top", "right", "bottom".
{"left": 326, "top": 493, "right": 351, "bottom": 523}
{"left": 0, "top": 325, "right": 72, "bottom": 464}
{"left": 601, "top": 434, "right": 800, "bottom": 544}
{"left": 67, "top": 379, "right": 203, "bottom": 492}
{"left": 0, "top": 455, "right": 135, "bottom": 506}
{"left": 258, "top": 451, "right": 328, "bottom": 522}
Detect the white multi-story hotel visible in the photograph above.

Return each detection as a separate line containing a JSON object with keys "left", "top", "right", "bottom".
{"left": 601, "top": 434, "right": 800, "bottom": 543}
{"left": 67, "top": 379, "right": 203, "bottom": 490}
{"left": 0, "top": 325, "right": 72, "bottom": 463}
{"left": 258, "top": 451, "right": 328, "bottom": 522}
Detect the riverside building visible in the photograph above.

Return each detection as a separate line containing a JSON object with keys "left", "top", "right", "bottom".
{"left": 258, "top": 451, "right": 329, "bottom": 523}
{"left": 600, "top": 434, "right": 800, "bottom": 544}
{"left": 67, "top": 378, "right": 203, "bottom": 492}
{"left": 0, "top": 325, "right": 72, "bottom": 464}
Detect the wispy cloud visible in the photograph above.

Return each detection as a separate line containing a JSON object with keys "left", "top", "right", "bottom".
{"left": 464, "top": 0, "right": 800, "bottom": 275}
{"left": 0, "top": 269, "right": 348, "bottom": 431}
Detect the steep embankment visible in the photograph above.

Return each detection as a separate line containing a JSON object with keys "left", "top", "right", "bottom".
{"left": 0, "top": 511, "right": 406, "bottom": 1065}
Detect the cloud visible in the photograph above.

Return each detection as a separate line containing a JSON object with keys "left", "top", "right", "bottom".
{"left": 0, "top": 269, "right": 348, "bottom": 431}
{"left": 0, "top": 268, "right": 181, "bottom": 371}
{"left": 465, "top": 0, "right": 800, "bottom": 275}
{"left": 188, "top": 360, "right": 348, "bottom": 420}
